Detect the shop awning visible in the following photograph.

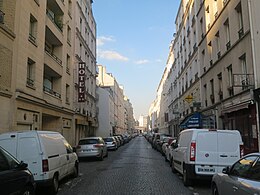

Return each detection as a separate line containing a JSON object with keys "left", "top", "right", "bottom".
{"left": 179, "top": 112, "right": 202, "bottom": 129}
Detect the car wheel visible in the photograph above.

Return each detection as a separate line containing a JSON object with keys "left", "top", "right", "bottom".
{"left": 98, "top": 151, "right": 103, "bottom": 161}
{"left": 212, "top": 183, "right": 219, "bottom": 195}
{"left": 72, "top": 163, "right": 78, "bottom": 178}
{"left": 183, "top": 165, "right": 192, "bottom": 186}
{"left": 21, "top": 186, "right": 34, "bottom": 195}
{"left": 165, "top": 155, "right": 168, "bottom": 162}
{"left": 51, "top": 174, "right": 59, "bottom": 194}
{"left": 171, "top": 160, "right": 177, "bottom": 173}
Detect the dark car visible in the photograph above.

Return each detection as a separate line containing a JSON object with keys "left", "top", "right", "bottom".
{"left": 0, "top": 146, "right": 35, "bottom": 195}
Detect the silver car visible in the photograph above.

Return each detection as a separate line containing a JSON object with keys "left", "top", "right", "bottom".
{"left": 103, "top": 137, "right": 117, "bottom": 150}
{"left": 76, "top": 137, "right": 108, "bottom": 161}
{"left": 211, "top": 153, "right": 260, "bottom": 195}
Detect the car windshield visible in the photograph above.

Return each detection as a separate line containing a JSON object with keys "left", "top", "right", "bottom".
{"left": 79, "top": 139, "right": 98, "bottom": 145}
{"left": 103, "top": 138, "right": 113, "bottom": 142}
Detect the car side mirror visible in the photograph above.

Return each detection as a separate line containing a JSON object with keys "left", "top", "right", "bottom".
{"left": 172, "top": 143, "right": 179, "bottom": 149}
{"left": 222, "top": 166, "right": 230, "bottom": 174}
{"left": 19, "top": 161, "right": 28, "bottom": 169}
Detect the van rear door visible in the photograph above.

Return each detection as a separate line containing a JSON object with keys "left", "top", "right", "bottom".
{"left": 17, "top": 134, "right": 42, "bottom": 181}
{"left": 217, "top": 131, "right": 240, "bottom": 169}
{"left": 195, "top": 131, "right": 218, "bottom": 175}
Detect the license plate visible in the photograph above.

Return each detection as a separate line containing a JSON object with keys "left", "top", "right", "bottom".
{"left": 198, "top": 168, "right": 215, "bottom": 172}
{"left": 83, "top": 149, "right": 91, "bottom": 152}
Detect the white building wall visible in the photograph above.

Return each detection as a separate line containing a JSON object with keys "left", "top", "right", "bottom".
{"left": 96, "top": 87, "right": 111, "bottom": 137}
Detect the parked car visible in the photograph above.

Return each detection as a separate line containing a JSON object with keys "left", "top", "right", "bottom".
{"left": 211, "top": 152, "right": 260, "bottom": 195}
{"left": 164, "top": 138, "right": 177, "bottom": 163}
{"left": 171, "top": 129, "right": 244, "bottom": 186}
{"left": 0, "top": 130, "right": 78, "bottom": 194}
{"left": 0, "top": 146, "right": 36, "bottom": 195}
{"left": 152, "top": 133, "right": 162, "bottom": 149}
{"left": 76, "top": 137, "right": 108, "bottom": 161}
{"left": 113, "top": 136, "right": 121, "bottom": 147}
{"left": 156, "top": 135, "right": 172, "bottom": 154}
{"left": 162, "top": 137, "right": 176, "bottom": 156}
{"left": 103, "top": 137, "right": 117, "bottom": 150}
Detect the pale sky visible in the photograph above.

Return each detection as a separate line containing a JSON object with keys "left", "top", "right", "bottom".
{"left": 93, "top": 1, "right": 180, "bottom": 119}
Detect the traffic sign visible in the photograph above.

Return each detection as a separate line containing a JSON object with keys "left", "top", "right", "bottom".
{"left": 185, "top": 95, "right": 193, "bottom": 103}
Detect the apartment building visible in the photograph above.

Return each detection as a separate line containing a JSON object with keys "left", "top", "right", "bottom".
{"left": 0, "top": 0, "right": 16, "bottom": 132}
{"left": 97, "top": 65, "right": 131, "bottom": 135}
{"left": 0, "top": 0, "right": 97, "bottom": 146}
{"left": 158, "top": 0, "right": 260, "bottom": 154}
{"left": 124, "top": 96, "right": 135, "bottom": 135}
{"left": 73, "top": 0, "right": 97, "bottom": 144}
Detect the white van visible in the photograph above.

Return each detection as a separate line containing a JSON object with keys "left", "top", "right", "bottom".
{"left": 0, "top": 130, "right": 78, "bottom": 193}
{"left": 171, "top": 129, "right": 244, "bottom": 186}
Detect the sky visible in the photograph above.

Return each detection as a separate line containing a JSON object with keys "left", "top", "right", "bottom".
{"left": 92, "top": 1, "right": 180, "bottom": 119}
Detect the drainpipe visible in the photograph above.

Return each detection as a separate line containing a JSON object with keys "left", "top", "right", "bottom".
{"left": 248, "top": 0, "right": 260, "bottom": 151}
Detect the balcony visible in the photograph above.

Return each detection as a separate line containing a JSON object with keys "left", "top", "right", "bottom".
{"left": 26, "top": 78, "right": 35, "bottom": 87}
{"left": 210, "top": 60, "right": 213, "bottom": 66}
{"left": 43, "top": 86, "right": 61, "bottom": 98}
{"left": 214, "top": 12, "right": 219, "bottom": 19}
{"left": 217, "top": 51, "right": 221, "bottom": 59}
{"left": 46, "top": 9, "right": 63, "bottom": 32}
{"left": 238, "top": 27, "right": 244, "bottom": 39}
{"left": 43, "top": 64, "right": 61, "bottom": 99}
{"left": 223, "top": 0, "right": 228, "bottom": 6}
{"left": 233, "top": 74, "right": 254, "bottom": 89}
{"left": 29, "top": 33, "right": 37, "bottom": 45}
{"left": 226, "top": 41, "right": 231, "bottom": 50}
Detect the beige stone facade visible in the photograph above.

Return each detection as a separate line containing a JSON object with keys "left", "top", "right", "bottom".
{"left": 153, "top": 0, "right": 260, "bottom": 153}
{"left": 0, "top": 0, "right": 97, "bottom": 146}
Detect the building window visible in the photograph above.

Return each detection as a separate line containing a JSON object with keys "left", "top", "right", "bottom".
{"left": 200, "top": 17, "right": 204, "bottom": 38}
{"left": 213, "top": 0, "right": 218, "bottom": 19}
{"left": 235, "top": 2, "right": 244, "bottom": 38}
{"left": 29, "top": 14, "right": 37, "bottom": 44}
{"left": 208, "top": 41, "right": 213, "bottom": 66}
{"left": 218, "top": 73, "right": 223, "bottom": 100}
{"left": 227, "top": 65, "right": 234, "bottom": 96}
{"left": 204, "top": 84, "right": 208, "bottom": 107}
{"left": 224, "top": 18, "right": 231, "bottom": 50}
{"left": 66, "top": 54, "right": 70, "bottom": 74}
{"left": 79, "top": 44, "right": 82, "bottom": 59}
{"left": 0, "top": 0, "right": 4, "bottom": 24}
{"left": 215, "top": 31, "right": 221, "bottom": 59}
{"left": 67, "top": 25, "right": 71, "bottom": 45}
{"left": 68, "top": 0, "right": 72, "bottom": 17}
{"left": 66, "top": 84, "right": 70, "bottom": 104}
{"left": 206, "top": 5, "right": 211, "bottom": 30}
{"left": 239, "top": 54, "right": 248, "bottom": 89}
{"left": 27, "top": 58, "right": 35, "bottom": 87}
{"left": 80, "top": 17, "right": 82, "bottom": 33}
{"left": 210, "top": 79, "right": 215, "bottom": 104}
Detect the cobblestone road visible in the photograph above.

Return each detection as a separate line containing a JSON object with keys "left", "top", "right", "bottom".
{"left": 55, "top": 136, "right": 211, "bottom": 195}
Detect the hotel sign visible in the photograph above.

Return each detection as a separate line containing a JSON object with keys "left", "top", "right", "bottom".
{"left": 78, "top": 62, "right": 86, "bottom": 102}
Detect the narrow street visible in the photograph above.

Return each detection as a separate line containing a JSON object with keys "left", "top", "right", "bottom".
{"left": 55, "top": 136, "right": 211, "bottom": 195}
